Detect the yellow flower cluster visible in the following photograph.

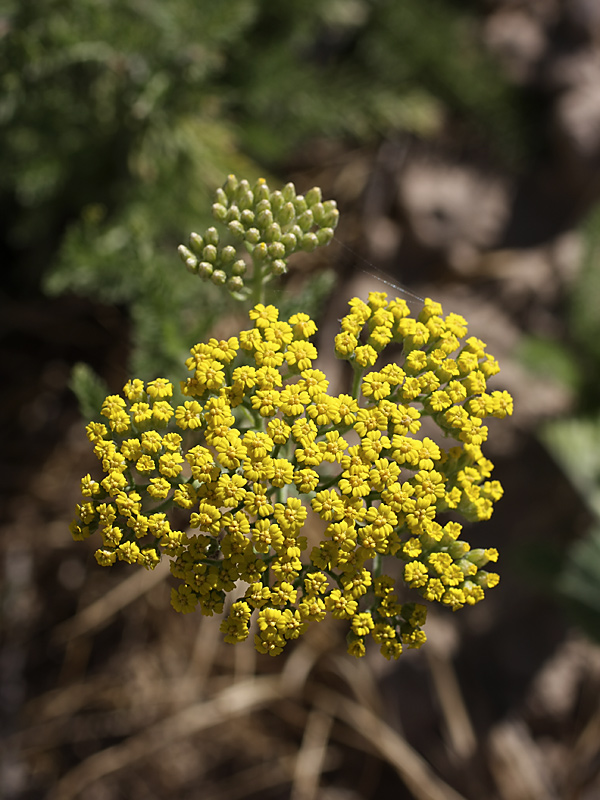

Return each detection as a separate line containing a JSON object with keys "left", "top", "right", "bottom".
{"left": 71, "top": 293, "right": 512, "bottom": 659}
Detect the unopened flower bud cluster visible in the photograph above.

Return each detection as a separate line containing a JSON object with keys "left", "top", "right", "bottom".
{"left": 177, "top": 176, "right": 339, "bottom": 297}
{"left": 71, "top": 289, "right": 512, "bottom": 659}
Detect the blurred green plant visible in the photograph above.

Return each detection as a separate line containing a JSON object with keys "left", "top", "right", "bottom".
{"left": 2, "top": 0, "right": 533, "bottom": 379}
{"left": 539, "top": 204, "right": 600, "bottom": 644}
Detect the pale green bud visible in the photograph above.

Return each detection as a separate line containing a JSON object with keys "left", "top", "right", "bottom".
{"left": 254, "top": 179, "right": 270, "bottom": 202}
{"left": 316, "top": 227, "right": 334, "bottom": 246}
{"left": 253, "top": 242, "right": 269, "bottom": 262}
{"left": 212, "top": 203, "right": 227, "bottom": 221}
{"left": 466, "top": 549, "right": 491, "bottom": 568}
{"left": 240, "top": 209, "right": 255, "bottom": 226}
{"left": 271, "top": 258, "right": 287, "bottom": 276}
{"left": 232, "top": 259, "right": 247, "bottom": 275}
{"left": 189, "top": 232, "right": 204, "bottom": 255}
{"left": 202, "top": 245, "right": 218, "bottom": 264}
{"left": 178, "top": 244, "right": 196, "bottom": 264}
{"left": 221, "top": 245, "right": 237, "bottom": 264}
{"left": 300, "top": 232, "right": 318, "bottom": 252}
{"left": 257, "top": 209, "right": 274, "bottom": 229}
{"left": 293, "top": 195, "right": 307, "bottom": 215}
{"left": 305, "top": 186, "right": 322, "bottom": 207}
{"left": 321, "top": 201, "right": 339, "bottom": 228}
{"left": 198, "top": 261, "right": 213, "bottom": 278}
{"left": 225, "top": 205, "right": 241, "bottom": 222}
{"left": 205, "top": 227, "right": 219, "bottom": 246}
{"left": 311, "top": 202, "right": 326, "bottom": 226}
{"left": 270, "top": 191, "right": 284, "bottom": 214}
{"left": 228, "top": 221, "right": 245, "bottom": 239}
{"left": 297, "top": 209, "right": 313, "bottom": 232}
{"left": 290, "top": 224, "right": 303, "bottom": 239}
{"left": 238, "top": 190, "right": 254, "bottom": 211}
{"left": 211, "top": 269, "right": 227, "bottom": 285}
{"left": 271, "top": 259, "right": 287, "bottom": 275}
{"left": 268, "top": 242, "right": 286, "bottom": 260}
{"left": 277, "top": 201, "right": 295, "bottom": 227}
{"left": 245, "top": 227, "right": 261, "bottom": 245}
{"left": 228, "top": 275, "right": 245, "bottom": 292}
{"left": 264, "top": 222, "right": 282, "bottom": 242}
{"left": 256, "top": 198, "right": 271, "bottom": 214}
{"left": 448, "top": 541, "right": 470, "bottom": 560}
{"left": 281, "top": 232, "right": 297, "bottom": 253}
{"left": 224, "top": 174, "right": 239, "bottom": 200}
{"left": 282, "top": 182, "right": 296, "bottom": 202}
{"left": 215, "top": 187, "right": 228, "bottom": 206}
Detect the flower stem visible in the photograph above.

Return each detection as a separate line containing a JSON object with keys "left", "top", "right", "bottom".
{"left": 351, "top": 365, "right": 365, "bottom": 400}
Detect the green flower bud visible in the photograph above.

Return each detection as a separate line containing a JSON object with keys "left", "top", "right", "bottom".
{"left": 282, "top": 182, "right": 296, "bottom": 202}
{"left": 252, "top": 242, "right": 269, "bottom": 262}
{"left": 256, "top": 199, "right": 271, "bottom": 215}
{"left": 189, "top": 232, "right": 204, "bottom": 255}
{"left": 245, "top": 227, "right": 261, "bottom": 245}
{"left": 221, "top": 245, "right": 237, "bottom": 264}
{"left": 448, "top": 541, "right": 470, "bottom": 560}
{"left": 215, "top": 187, "right": 229, "bottom": 207}
{"left": 321, "top": 200, "right": 339, "bottom": 228}
{"left": 311, "top": 202, "right": 326, "bottom": 226}
{"left": 240, "top": 209, "right": 255, "bottom": 226}
{"left": 178, "top": 244, "right": 196, "bottom": 265}
{"left": 268, "top": 241, "right": 286, "bottom": 260}
{"left": 300, "top": 232, "right": 319, "bottom": 252}
{"left": 293, "top": 195, "right": 307, "bottom": 215}
{"left": 211, "top": 269, "right": 227, "bottom": 286}
{"left": 212, "top": 203, "right": 227, "bottom": 221}
{"left": 466, "top": 549, "right": 491, "bottom": 568}
{"left": 236, "top": 179, "right": 251, "bottom": 197}
{"left": 225, "top": 205, "right": 241, "bottom": 223}
{"left": 223, "top": 174, "right": 239, "bottom": 200}
{"left": 232, "top": 259, "right": 247, "bottom": 276}
{"left": 202, "top": 245, "right": 218, "bottom": 264}
{"left": 290, "top": 224, "right": 303, "bottom": 239}
{"left": 205, "top": 227, "right": 219, "bottom": 246}
{"left": 264, "top": 222, "right": 282, "bottom": 242}
{"left": 198, "top": 261, "right": 213, "bottom": 278}
{"left": 297, "top": 209, "right": 314, "bottom": 232}
{"left": 227, "top": 275, "right": 245, "bottom": 292}
{"left": 257, "top": 209, "right": 274, "bottom": 229}
{"left": 316, "top": 227, "right": 334, "bottom": 246}
{"left": 254, "top": 179, "right": 270, "bottom": 202}
{"left": 305, "top": 186, "right": 322, "bottom": 207}
{"left": 185, "top": 258, "right": 199, "bottom": 274}
{"left": 270, "top": 191, "right": 284, "bottom": 214}
{"left": 281, "top": 232, "right": 297, "bottom": 253}
{"left": 277, "top": 201, "right": 295, "bottom": 227}
{"left": 238, "top": 190, "right": 254, "bottom": 211}
{"left": 271, "top": 259, "right": 287, "bottom": 275}
{"left": 228, "top": 221, "right": 245, "bottom": 239}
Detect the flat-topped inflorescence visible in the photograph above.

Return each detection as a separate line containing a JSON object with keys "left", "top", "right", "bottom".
{"left": 71, "top": 288, "right": 512, "bottom": 660}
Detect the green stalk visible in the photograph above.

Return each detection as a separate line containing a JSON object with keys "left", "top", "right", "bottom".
{"left": 251, "top": 259, "right": 266, "bottom": 306}
{"left": 351, "top": 365, "right": 365, "bottom": 400}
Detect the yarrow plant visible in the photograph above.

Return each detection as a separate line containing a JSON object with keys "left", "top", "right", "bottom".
{"left": 71, "top": 175, "right": 513, "bottom": 659}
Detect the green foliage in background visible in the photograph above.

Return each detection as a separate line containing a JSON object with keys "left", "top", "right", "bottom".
{"left": 2, "top": 0, "right": 532, "bottom": 380}
{"left": 540, "top": 206, "right": 600, "bottom": 644}
{"left": 226, "top": 0, "right": 528, "bottom": 164}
